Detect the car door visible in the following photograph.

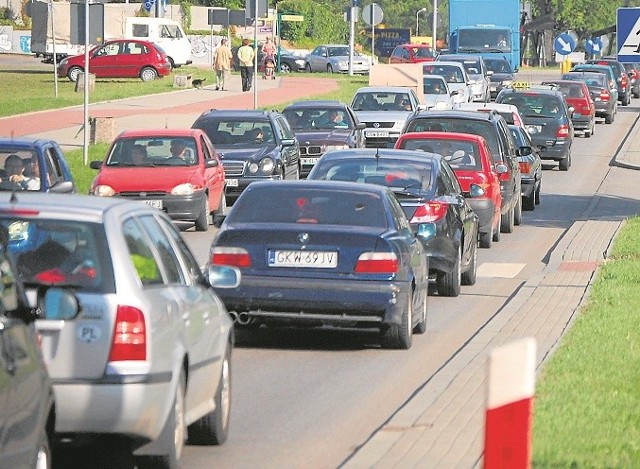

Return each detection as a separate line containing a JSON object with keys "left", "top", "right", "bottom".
{"left": 120, "top": 40, "right": 147, "bottom": 78}
{"left": 308, "top": 46, "right": 325, "bottom": 71}
{"left": 276, "top": 116, "right": 300, "bottom": 178}
{"left": 200, "top": 135, "right": 225, "bottom": 210}
{"left": 90, "top": 42, "right": 122, "bottom": 78}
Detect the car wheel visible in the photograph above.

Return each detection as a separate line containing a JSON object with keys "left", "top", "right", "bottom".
{"left": 514, "top": 194, "right": 522, "bottom": 225}
{"left": 492, "top": 218, "right": 501, "bottom": 242}
{"left": 523, "top": 192, "right": 535, "bottom": 211}
{"left": 140, "top": 66, "right": 158, "bottom": 82}
{"left": 137, "top": 371, "right": 186, "bottom": 469}
{"left": 213, "top": 191, "right": 226, "bottom": 217}
{"left": 535, "top": 183, "right": 541, "bottom": 205}
{"left": 381, "top": 290, "right": 413, "bottom": 349}
{"left": 167, "top": 57, "right": 176, "bottom": 69}
{"left": 188, "top": 344, "right": 232, "bottom": 445}
{"left": 280, "top": 62, "right": 292, "bottom": 74}
{"left": 461, "top": 233, "right": 478, "bottom": 286}
{"left": 559, "top": 155, "right": 570, "bottom": 171}
{"left": 305, "top": 63, "right": 312, "bottom": 73}
{"left": 437, "top": 245, "right": 461, "bottom": 297}
{"left": 67, "top": 66, "right": 83, "bottom": 82}
{"left": 413, "top": 290, "right": 427, "bottom": 335}
{"left": 479, "top": 225, "right": 493, "bottom": 249}
{"left": 605, "top": 112, "right": 613, "bottom": 124}
{"left": 195, "top": 196, "right": 210, "bottom": 232}
{"left": 326, "top": 64, "right": 334, "bottom": 73}
{"left": 500, "top": 204, "right": 514, "bottom": 233}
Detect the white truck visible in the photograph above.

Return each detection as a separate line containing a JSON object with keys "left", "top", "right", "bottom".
{"left": 30, "top": 1, "right": 192, "bottom": 67}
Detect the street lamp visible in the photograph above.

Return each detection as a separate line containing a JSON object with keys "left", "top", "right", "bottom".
{"left": 416, "top": 7, "right": 427, "bottom": 36}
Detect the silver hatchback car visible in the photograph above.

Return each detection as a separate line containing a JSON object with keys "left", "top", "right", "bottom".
{"left": 0, "top": 192, "right": 239, "bottom": 469}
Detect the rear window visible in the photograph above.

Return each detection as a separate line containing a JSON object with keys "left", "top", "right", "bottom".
{"left": 498, "top": 94, "right": 563, "bottom": 118}
{"left": 398, "top": 139, "right": 481, "bottom": 170}
{"left": 423, "top": 64, "right": 465, "bottom": 83}
{"left": 406, "top": 118, "right": 499, "bottom": 156}
{"left": 228, "top": 186, "right": 388, "bottom": 228}
{"left": 1, "top": 219, "right": 115, "bottom": 293}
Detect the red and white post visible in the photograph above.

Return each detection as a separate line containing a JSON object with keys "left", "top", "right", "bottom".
{"left": 484, "top": 337, "right": 537, "bottom": 469}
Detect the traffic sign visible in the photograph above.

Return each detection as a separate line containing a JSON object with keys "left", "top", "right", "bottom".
{"left": 143, "top": 0, "right": 155, "bottom": 12}
{"left": 617, "top": 7, "right": 640, "bottom": 63}
{"left": 585, "top": 37, "right": 603, "bottom": 55}
{"left": 553, "top": 33, "right": 576, "bottom": 55}
{"left": 280, "top": 14, "right": 303, "bottom": 22}
{"left": 362, "top": 3, "right": 383, "bottom": 26}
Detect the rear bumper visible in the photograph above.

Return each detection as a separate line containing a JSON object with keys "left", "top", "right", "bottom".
{"left": 534, "top": 139, "right": 571, "bottom": 161}
{"left": 467, "top": 198, "right": 497, "bottom": 233}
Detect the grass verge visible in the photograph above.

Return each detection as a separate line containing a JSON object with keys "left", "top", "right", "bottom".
{"left": 533, "top": 216, "right": 640, "bottom": 466}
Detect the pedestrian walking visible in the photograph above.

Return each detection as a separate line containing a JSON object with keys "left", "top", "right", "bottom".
{"left": 237, "top": 38, "right": 255, "bottom": 92}
{"left": 213, "top": 38, "right": 232, "bottom": 91}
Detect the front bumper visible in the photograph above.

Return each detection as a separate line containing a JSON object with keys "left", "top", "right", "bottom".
{"left": 363, "top": 130, "right": 401, "bottom": 148}
{"left": 571, "top": 113, "right": 592, "bottom": 130}
{"left": 119, "top": 191, "right": 206, "bottom": 222}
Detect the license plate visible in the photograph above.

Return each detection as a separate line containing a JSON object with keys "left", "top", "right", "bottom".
{"left": 268, "top": 250, "right": 338, "bottom": 268}
{"left": 527, "top": 125, "right": 542, "bottom": 134}
{"left": 226, "top": 179, "right": 238, "bottom": 187}
{"left": 301, "top": 157, "right": 319, "bottom": 166}
{"left": 366, "top": 130, "right": 389, "bottom": 138}
{"left": 142, "top": 200, "right": 163, "bottom": 209}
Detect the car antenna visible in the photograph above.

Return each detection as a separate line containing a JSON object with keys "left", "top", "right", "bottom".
{"left": 374, "top": 146, "right": 381, "bottom": 169}
{"left": 9, "top": 191, "right": 18, "bottom": 204}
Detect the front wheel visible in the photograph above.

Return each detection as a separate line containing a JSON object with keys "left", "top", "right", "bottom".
{"left": 326, "top": 64, "right": 334, "bottom": 73}
{"left": 280, "top": 62, "right": 292, "bottom": 74}
{"left": 67, "top": 66, "right": 83, "bottom": 82}
{"left": 140, "top": 66, "right": 158, "bottom": 82}
{"left": 194, "top": 196, "right": 210, "bottom": 232}
{"left": 500, "top": 205, "right": 514, "bottom": 233}
{"left": 305, "top": 63, "right": 312, "bottom": 73}
{"left": 559, "top": 154, "right": 570, "bottom": 171}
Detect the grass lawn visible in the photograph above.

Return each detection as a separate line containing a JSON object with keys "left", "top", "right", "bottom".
{"left": 533, "top": 216, "right": 640, "bottom": 466}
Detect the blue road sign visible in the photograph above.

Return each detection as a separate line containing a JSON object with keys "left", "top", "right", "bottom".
{"left": 143, "top": 0, "right": 155, "bottom": 12}
{"left": 554, "top": 33, "right": 576, "bottom": 55}
{"left": 585, "top": 37, "right": 604, "bottom": 55}
{"left": 617, "top": 7, "right": 640, "bottom": 63}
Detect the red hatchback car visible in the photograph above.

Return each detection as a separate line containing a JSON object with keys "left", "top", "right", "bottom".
{"left": 542, "top": 79, "right": 596, "bottom": 137}
{"left": 388, "top": 43, "right": 437, "bottom": 64}
{"left": 395, "top": 131, "right": 502, "bottom": 248}
{"left": 57, "top": 39, "right": 172, "bottom": 82}
{"left": 90, "top": 129, "right": 226, "bottom": 231}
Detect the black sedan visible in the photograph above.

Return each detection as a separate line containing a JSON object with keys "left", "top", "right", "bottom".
{"left": 307, "top": 149, "right": 479, "bottom": 298}
{"left": 282, "top": 100, "right": 366, "bottom": 177}
{"left": 209, "top": 180, "right": 429, "bottom": 349}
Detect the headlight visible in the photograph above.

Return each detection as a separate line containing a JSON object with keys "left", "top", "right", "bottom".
{"left": 248, "top": 157, "right": 275, "bottom": 174}
{"left": 325, "top": 144, "right": 349, "bottom": 151}
{"left": 337, "top": 60, "right": 348, "bottom": 68}
{"left": 93, "top": 185, "right": 115, "bottom": 197}
{"left": 171, "top": 183, "right": 195, "bottom": 195}
{"left": 295, "top": 59, "right": 305, "bottom": 66}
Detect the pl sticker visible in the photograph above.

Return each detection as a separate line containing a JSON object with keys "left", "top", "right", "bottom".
{"left": 78, "top": 324, "right": 101, "bottom": 343}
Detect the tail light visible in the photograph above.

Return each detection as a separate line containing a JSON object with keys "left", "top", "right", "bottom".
{"left": 519, "top": 161, "right": 532, "bottom": 174}
{"left": 512, "top": 113, "right": 523, "bottom": 126}
{"left": 599, "top": 89, "right": 610, "bottom": 101}
{"left": 355, "top": 252, "right": 399, "bottom": 273}
{"left": 556, "top": 124, "right": 569, "bottom": 138}
{"left": 410, "top": 202, "right": 448, "bottom": 223}
{"left": 211, "top": 247, "right": 252, "bottom": 268}
{"left": 109, "top": 306, "right": 146, "bottom": 362}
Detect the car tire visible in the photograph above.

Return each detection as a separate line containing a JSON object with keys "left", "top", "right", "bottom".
{"left": 67, "top": 66, "right": 83, "bottom": 83}
{"left": 326, "top": 64, "right": 334, "bottom": 73}
{"left": 500, "top": 205, "right": 514, "bottom": 233}
{"left": 514, "top": 194, "right": 522, "bottom": 226}
{"left": 381, "top": 290, "right": 413, "bottom": 349}
{"left": 188, "top": 344, "right": 232, "bottom": 446}
{"left": 523, "top": 192, "right": 535, "bottom": 211}
{"left": 479, "top": 226, "right": 492, "bottom": 249}
{"left": 280, "top": 62, "right": 292, "bottom": 74}
{"left": 461, "top": 234, "right": 477, "bottom": 286}
{"left": 437, "top": 246, "right": 461, "bottom": 297}
{"left": 137, "top": 372, "right": 186, "bottom": 469}
{"left": 213, "top": 191, "right": 226, "bottom": 217}
{"left": 305, "top": 63, "right": 312, "bottom": 73}
{"left": 605, "top": 112, "right": 613, "bottom": 124}
{"left": 140, "top": 67, "right": 158, "bottom": 82}
{"left": 413, "top": 291, "right": 427, "bottom": 335}
{"left": 492, "top": 219, "right": 501, "bottom": 242}
{"left": 559, "top": 155, "right": 570, "bottom": 171}
{"left": 535, "top": 183, "right": 541, "bottom": 205}
{"left": 195, "top": 196, "right": 210, "bottom": 232}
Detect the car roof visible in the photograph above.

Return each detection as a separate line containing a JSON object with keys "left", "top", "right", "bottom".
{"left": 427, "top": 61, "right": 466, "bottom": 69}
{"left": 196, "top": 109, "right": 278, "bottom": 119}
{"left": 498, "top": 87, "right": 563, "bottom": 98}
{"left": 412, "top": 109, "right": 499, "bottom": 121}
{"left": 437, "top": 54, "right": 483, "bottom": 61}
{"left": 114, "top": 128, "right": 206, "bottom": 139}
{"left": 244, "top": 179, "right": 394, "bottom": 196}
{"left": 396, "top": 43, "right": 433, "bottom": 48}
{"left": 399, "top": 131, "right": 486, "bottom": 144}
{"left": 354, "top": 86, "right": 417, "bottom": 93}
{"left": 285, "top": 100, "right": 345, "bottom": 109}
{"left": 0, "top": 137, "right": 58, "bottom": 149}
{"left": 318, "top": 147, "right": 441, "bottom": 163}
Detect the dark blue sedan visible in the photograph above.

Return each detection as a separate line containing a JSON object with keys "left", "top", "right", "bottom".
{"left": 307, "top": 149, "right": 479, "bottom": 298}
{"left": 0, "top": 137, "right": 76, "bottom": 193}
{"left": 209, "top": 180, "right": 429, "bottom": 349}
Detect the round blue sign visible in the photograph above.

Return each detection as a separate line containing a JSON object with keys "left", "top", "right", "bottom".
{"left": 554, "top": 33, "right": 576, "bottom": 55}
{"left": 585, "top": 37, "right": 603, "bottom": 55}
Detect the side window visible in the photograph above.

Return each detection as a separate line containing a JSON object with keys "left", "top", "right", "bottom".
{"left": 131, "top": 24, "right": 150, "bottom": 38}
{"left": 44, "top": 148, "right": 63, "bottom": 185}
{"left": 387, "top": 193, "right": 410, "bottom": 233}
{"left": 0, "top": 248, "right": 19, "bottom": 315}
{"left": 138, "top": 215, "right": 184, "bottom": 285}
{"left": 200, "top": 135, "right": 214, "bottom": 161}
{"left": 442, "top": 161, "right": 462, "bottom": 194}
{"left": 123, "top": 218, "right": 163, "bottom": 286}
{"left": 157, "top": 216, "right": 203, "bottom": 284}
{"left": 277, "top": 117, "right": 294, "bottom": 140}
{"left": 497, "top": 120, "right": 517, "bottom": 157}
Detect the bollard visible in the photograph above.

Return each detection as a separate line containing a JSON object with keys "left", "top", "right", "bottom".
{"left": 173, "top": 74, "right": 193, "bottom": 88}
{"left": 484, "top": 337, "right": 537, "bottom": 469}
{"left": 89, "top": 117, "right": 116, "bottom": 144}
{"left": 75, "top": 72, "right": 96, "bottom": 93}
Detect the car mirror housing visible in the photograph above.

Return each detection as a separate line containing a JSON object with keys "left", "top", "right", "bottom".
{"left": 468, "top": 183, "right": 486, "bottom": 198}
{"left": 90, "top": 160, "right": 103, "bottom": 170}
{"left": 281, "top": 138, "right": 296, "bottom": 146}
{"left": 356, "top": 123, "right": 366, "bottom": 130}
{"left": 519, "top": 146, "right": 532, "bottom": 156}
{"left": 40, "top": 288, "right": 81, "bottom": 320}
{"left": 495, "top": 163, "right": 509, "bottom": 174}
{"left": 207, "top": 265, "right": 241, "bottom": 289}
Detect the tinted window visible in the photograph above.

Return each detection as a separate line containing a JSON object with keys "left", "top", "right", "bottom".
{"left": 158, "top": 216, "right": 203, "bottom": 285}
{"left": 138, "top": 215, "right": 184, "bottom": 285}
{"left": 398, "top": 139, "right": 481, "bottom": 170}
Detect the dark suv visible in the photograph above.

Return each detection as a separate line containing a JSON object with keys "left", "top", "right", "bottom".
{"left": 496, "top": 87, "right": 574, "bottom": 171}
{"left": 192, "top": 110, "right": 300, "bottom": 203}
{"left": 402, "top": 109, "right": 522, "bottom": 234}
{"left": 282, "top": 100, "right": 365, "bottom": 177}
{"left": 586, "top": 57, "right": 631, "bottom": 106}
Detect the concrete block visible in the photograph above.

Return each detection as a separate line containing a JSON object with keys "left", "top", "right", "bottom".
{"left": 75, "top": 73, "right": 96, "bottom": 93}
{"left": 89, "top": 116, "right": 115, "bottom": 144}
{"left": 173, "top": 74, "right": 193, "bottom": 88}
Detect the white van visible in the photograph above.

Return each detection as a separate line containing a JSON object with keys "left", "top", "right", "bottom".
{"left": 125, "top": 17, "right": 192, "bottom": 68}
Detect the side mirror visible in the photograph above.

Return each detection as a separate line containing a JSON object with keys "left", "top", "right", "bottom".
{"left": 519, "top": 145, "right": 533, "bottom": 156}
{"left": 40, "top": 288, "right": 80, "bottom": 320}
{"left": 416, "top": 222, "right": 436, "bottom": 241}
{"left": 49, "top": 181, "right": 75, "bottom": 194}
{"left": 416, "top": 104, "right": 428, "bottom": 111}
{"left": 281, "top": 138, "right": 296, "bottom": 146}
{"left": 486, "top": 70, "right": 494, "bottom": 77}
{"left": 89, "top": 160, "right": 103, "bottom": 170}
{"left": 205, "top": 158, "right": 219, "bottom": 168}
{"left": 207, "top": 265, "right": 241, "bottom": 289}
{"left": 356, "top": 123, "right": 366, "bottom": 130}
{"left": 468, "top": 183, "right": 486, "bottom": 198}
{"left": 495, "top": 163, "right": 509, "bottom": 174}
{"left": 568, "top": 106, "right": 575, "bottom": 114}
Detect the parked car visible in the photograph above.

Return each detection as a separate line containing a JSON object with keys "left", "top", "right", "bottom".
{"left": 388, "top": 43, "right": 437, "bottom": 64}
{"left": 350, "top": 86, "right": 423, "bottom": 148}
{"left": 89, "top": 129, "right": 226, "bottom": 232}
{"left": 496, "top": 87, "right": 575, "bottom": 171}
{"left": 561, "top": 71, "right": 617, "bottom": 124}
{"left": 282, "top": 100, "right": 365, "bottom": 177}
{"left": 585, "top": 57, "right": 631, "bottom": 106}
{"left": 484, "top": 56, "right": 516, "bottom": 99}
{"left": 422, "top": 61, "right": 472, "bottom": 104}
{"left": 0, "top": 137, "right": 76, "bottom": 193}
{"left": 57, "top": 39, "right": 172, "bottom": 82}
{"left": 304, "top": 44, "right": 370, "bottom": 74}
{"left": 542, "top": 79, "right": 596, "bottom": 137}
{"left": 622, "top": 62, "right": 640, "bottom": 98}
{"left": 231, "top": 45, "right": 306, "bottom": 73}
{"left": 307, "top": 148, "right": 479, "bottom": 297}
{"left": 402, "top": 109, "right": 522, "bottom": 233}
{"left": 422, "top": 75, "right": 456, "bottom": 110}
{"left": 0, "top": 220, "right": 54, "bottom": 469}
{"left": 395, "top": 132, "right": 502, "bottom": 248}
{"left": 508, "top": 124, "right": 543, "bottom": 211}
{"left": 569, "top": 64, "right": 619, "bottom": 104}
{"left": 192, "top": 110, "right": 300, "bottom": 204}
{"left": 0, "top": 192, "right": 239, "bottom": 468}
{"left": 209, "top": 179, "right": 429, "bottom": 349}
{"left": 436, "top": 53, "right": 491, "bottom": 102}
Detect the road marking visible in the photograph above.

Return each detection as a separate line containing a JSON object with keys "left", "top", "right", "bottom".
{"left": 477, "top": 263, "right": 526, "bottom": 278}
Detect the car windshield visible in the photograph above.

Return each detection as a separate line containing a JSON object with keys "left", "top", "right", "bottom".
{"left": 457, "top": 28, "right": 511, "bottom": 52}
{"left": 562, "top": 73, "right": 606, "bottom": 88}
{"left": 1, "top": 218, "right": 114, "bottom": 293}
{"left": 397, "top": 140, "right": 481, "bottom": 170}
{"left": 228, "top": 186, "right": 388, "bottom": 228}
{"left": 106, "top": 137, "right": 199, "bottom": 166}
{"left": 283, "top": 108, "right": 352, "bottom": 130}
{"left": 423, "top": 77, "right": 448, "bottom": 95}
{"left": 0, "top": 149, "right": 41, "bottom": 191}
{"left": 423, "top": 64, "right": 465, "bottom": 83}
{"left": 499, "top": 94, "right": 563, "bottom": 118}
{"left": 192, "top": 120, "right": 275, "bottom": 146}
{"left": 352, "top": 92, "right": 412, "bottom": 111}
{"left": 327, "top": 47, "right": 350, "bottom": 57}
{"left": 485, "top": 58, "right": 512, "bottom": 74}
